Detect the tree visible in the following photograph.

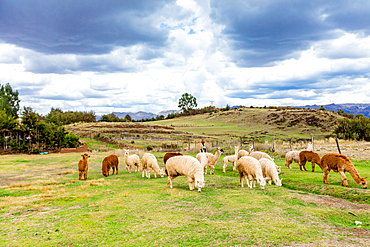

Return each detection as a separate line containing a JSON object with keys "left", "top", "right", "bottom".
{"left": 22, "top": 107, "right": 40, "bottom": 130}
{"left": 124, "top": 114, "right": 132, "bottom": 122}
{"left": 100, "top": 113, "right": 125, "bottom": 122}
{"left": 319, "top": 105, "right": 326, "bottom": 111}
{"left": 46, "top": 108, "right": 64, "bottom": 124}
{"left": 178, "top": 93, "right": 197, "bottom": 112}
{"left": 0, "top": 83, "right": 20, "bottom": 118}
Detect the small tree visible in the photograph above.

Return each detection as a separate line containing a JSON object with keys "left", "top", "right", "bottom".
{"left": 319, "top": 105, "right": 326, "bottom": 111}
{"left": 124, "top": 114, "right": 132, "bottom": 122}
{"left": 178, "top": 93, "right": 197, "bottom": 112}
{"left": 0, "top": 83, "right": 20, "bottom": 118}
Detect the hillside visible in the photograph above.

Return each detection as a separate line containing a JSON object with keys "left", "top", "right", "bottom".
{"left": 156, "top": 107, "right": 340, "bottom": 140}
{"left": 67, "top": 108, "right": 342, "bottom": 152}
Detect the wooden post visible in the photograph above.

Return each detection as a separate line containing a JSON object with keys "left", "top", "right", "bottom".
{"left": 289, "top": 139, "right": 292, "bottom": 151}
{"left": 216, "top": 140, "right": 218, "bottom": 148}
{"left": 311, "top": 134, "right": 314, "bottom": 151}
{"left": 252, "top": 137, "right": 255, "bottom": 150}
{"left": 240, "top": 137, "right": 243, "bottom": 148}
{"left": 272, "top": 135, "right": 275, "bottom": 152}
{"left": 229, "top": 137, "right": 231, "bottom": 151}
{"left": 335, "top": 134, "right": 341, "bottom": 154}
{"left": 188, "top": 140, "right": 191, "bottom": 151}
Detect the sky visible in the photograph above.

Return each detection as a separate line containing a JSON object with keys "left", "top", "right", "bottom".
{"left": 1, "top": 0, "right": 370, "bottom": 116}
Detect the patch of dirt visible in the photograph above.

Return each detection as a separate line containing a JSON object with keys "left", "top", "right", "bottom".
{"left": 290, "top": 190, "right": 370, "bottom": 211}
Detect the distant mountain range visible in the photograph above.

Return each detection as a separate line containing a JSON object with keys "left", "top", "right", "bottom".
{"left": 112, "top": 111, "right": 156, "bottom": 121}
{"left": 109, "top": 110, "right": 180, "bottom": 120}
{"left": 296, "top": 103, "right": 370, "bottom": 117}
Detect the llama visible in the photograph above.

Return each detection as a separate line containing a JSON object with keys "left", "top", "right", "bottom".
{"left": 163, "top": 152, "right": 183, "bottom": 175}
{"left": 249, "top": 151, "right": 273, "bottom": 161}
{"left": 237, "top": 156, "right": 266, "bottom": 190}
{"left": 165, "top": 156, "right": 205, "bottom": 192}
{"left": 141, "top": 153, "right": 164, "bottom": 179}
{"left": 299, "top": 151, "right": 321, "bottom": 172}
{"left": 123, "top": 149, "right": 140, "bottom": 173}
{"left": 285, "top": 151, "right": 300, "bottom": 169}
{"left": 163, "top": 152, "right": 183, "bottom": 165}
{"left": 102, "top": 154, "right": 119, "bottom": 177}
{"left": 222, "top": 146, "right": 239, "bottom": 172}
{"left": 78, "top": 153, "right": 90, "bottom": 180}
{"left": 320, "top": 153, "right": 367, "bottom": 189}
{"left": 237, "top": 150, "right": 249, "bottom": 160}
{"left": 248, "top": 150, "right": 280, "bottom": 174}
{"left": 202, "top": 147, "right": 224, "bottom": 174}
{"left": 195, "top": 152, "right": 208, "bottom": 169}
{"left": 285, "top": 143, "right": 313, "bottom": 169}
{"left": 259, "top": 158, "right": 283, "bottom": 186}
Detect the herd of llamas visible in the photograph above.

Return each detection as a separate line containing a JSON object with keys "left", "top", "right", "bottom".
{"left": 77, "top": 143, "right": 368, "bottom": 192}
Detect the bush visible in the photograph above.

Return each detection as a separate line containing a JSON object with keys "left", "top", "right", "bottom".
{"left": 146, "top": 145, "right": 153, "bottom": 151}
{"left": 334, "top": 116, "right": 370, "bottom": 141}
{"left": 63, "top": 133, "right": 80, "bottom": 148}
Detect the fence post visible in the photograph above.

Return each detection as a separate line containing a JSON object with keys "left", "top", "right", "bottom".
{"left": 272, "top": 135, "right": 275, "bottom": 152}
{"left": 229, "top": 137, "right": 231, "bottom": 151}
{"left": 289, "top": 139, "right": 292, "bottom": 151}
{"left": 188, "top": 140, "right": 190, "bottom": 151}
{"left": 240, "top": 137, "right": 242, "bottom": 148}
{"left": 335, "top": 134, "right": 341, "bottom": 154}
{"left": 311, "top": 134, "right": 314, "bottom": 151}
{"left": 216, "top": 140, "right": 218, "bottom": 148}
{"left": 252, "top": 137, "right": 255, "bottom": 150}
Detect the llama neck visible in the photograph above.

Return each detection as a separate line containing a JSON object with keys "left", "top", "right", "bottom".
{"left": 212, "top": 151, "right": 221, "bottom": 162}
{"left": 348, "top": 165, "right": 364, "bottom": 184}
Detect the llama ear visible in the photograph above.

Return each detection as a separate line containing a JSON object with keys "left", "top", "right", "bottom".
{"left": 281, "top": 178, "right": 284, "bottom": 181}
{"left": 363, "top": 177, "right": 368, "bottom": 179}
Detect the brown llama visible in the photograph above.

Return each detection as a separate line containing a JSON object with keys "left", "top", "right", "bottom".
{"left": 299, "top": 151, "right": 321, "bottom": 172}
{"left": 102, "top": 154, "right": 119, "bottom": 177}
{"left": 163, "top": 152, "right": 183, "bottom": 176}
{"left": 163, "top": 152, "right": 183, "bottom": 165}
{"left": 320, "top": 153, "right": 367, "bottom": 189}
{"left": 78, "top": 153, "right": 90, "bottom": 180}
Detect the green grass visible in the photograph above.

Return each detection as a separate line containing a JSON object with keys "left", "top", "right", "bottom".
{"left": 0, "top": 152, "right": 370, "bottom": 246}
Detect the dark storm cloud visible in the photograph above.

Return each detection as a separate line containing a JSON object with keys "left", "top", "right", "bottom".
{"left": 210, "top": 0, "right": 370, "bottom": 67}
{"left": 0, "top": 0, "right": 176, "bottom": 55}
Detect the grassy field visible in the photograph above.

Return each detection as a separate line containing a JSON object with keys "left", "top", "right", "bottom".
{"left": 1, "top": 151, "right": 370, "bottom": 246}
